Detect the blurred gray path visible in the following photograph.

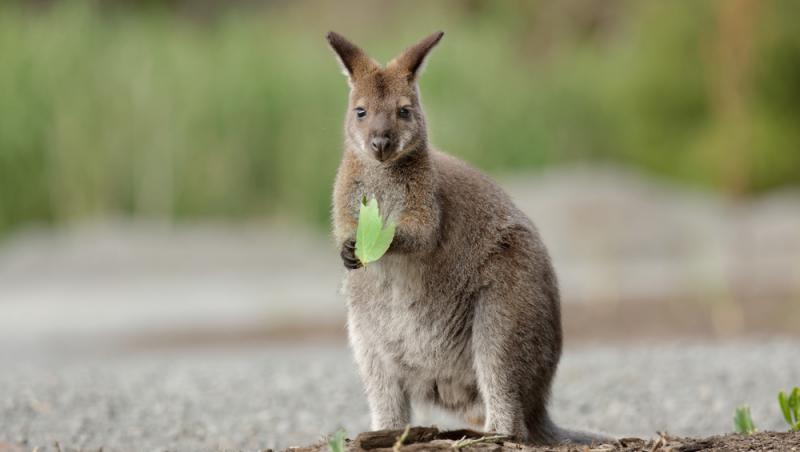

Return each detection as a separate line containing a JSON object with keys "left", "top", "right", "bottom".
{"left": 0, "top": 222, "right": 344, "bottom": 352}
{"left": 1, "top": 167, "right": 799, "bottom": 451}
{"left": 2, "top": 339, "right": 799, "bottom": 451}
{"left": 2, "top": 166, "right": 799, "bottom": 351}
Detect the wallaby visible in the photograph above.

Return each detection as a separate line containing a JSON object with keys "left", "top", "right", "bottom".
{"left": 327, "top": 31, "right": 609, "bottom": 445}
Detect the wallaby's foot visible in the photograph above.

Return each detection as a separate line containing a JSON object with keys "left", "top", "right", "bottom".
{"left": 340, "top": 238, "right": 362, "bottom": 270}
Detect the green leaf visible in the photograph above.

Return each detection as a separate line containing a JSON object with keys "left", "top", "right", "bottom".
{"left": 734, "top": 405, "right": 756, "bottom": 435}
{"left": 779, "top": 391, "right": 793, "bottom": 426}
{"left": 328, "top": 429, "right": 346, "bottom": 452}
{"left": 355, "top": 197, "right": 395, "bottom": 265}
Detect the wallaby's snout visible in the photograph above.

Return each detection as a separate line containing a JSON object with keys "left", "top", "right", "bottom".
{"left": 370, "top": 135, "right": 392, "bottom": 161}
{"left": 368, "top": 114, "right": 395, "bottom": 161}
{"left": 327, "top": 30, "right": 443, "bottom": 164}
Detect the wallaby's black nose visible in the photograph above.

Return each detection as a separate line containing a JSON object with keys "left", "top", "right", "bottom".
{"left": 370, "top": 136, "right": 391, "bottom": 160}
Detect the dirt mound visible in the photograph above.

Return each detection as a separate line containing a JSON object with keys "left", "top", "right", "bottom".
{"left": 287, "top": 426, "right": 800, "bottom": 452}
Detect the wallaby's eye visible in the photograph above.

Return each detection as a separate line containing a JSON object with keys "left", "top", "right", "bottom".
{"left": 398, "top": 107, "right": 411, "bottom": 119}
{"left": 355, "top": 107, "right": 367, "bottom": 119}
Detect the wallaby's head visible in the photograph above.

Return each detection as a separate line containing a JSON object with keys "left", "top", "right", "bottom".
{"left": 327, "top": 31, "right": 443, "bottom": 163}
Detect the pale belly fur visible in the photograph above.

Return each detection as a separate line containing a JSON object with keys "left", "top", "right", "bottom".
{"left": 344, "top": 253, "right": 483, "bottom": 417}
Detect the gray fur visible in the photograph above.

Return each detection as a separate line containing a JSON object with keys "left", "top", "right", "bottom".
{"left": 328, "top": 31, "right": 610, "bottom": 445}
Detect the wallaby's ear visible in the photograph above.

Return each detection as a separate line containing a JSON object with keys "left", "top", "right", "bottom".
{"left": 388, "top": 31, "right": 444, "bottom": 82}
{"left": 326, "top": 31, "right": 378, "bottom": 82}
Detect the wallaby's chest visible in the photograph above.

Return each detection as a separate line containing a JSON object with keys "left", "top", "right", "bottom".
{"left": 349, "top": 171, "right": 407, "bottom": 223}
{"left": 346, "top": 257, "right": 475, "bottom": 378}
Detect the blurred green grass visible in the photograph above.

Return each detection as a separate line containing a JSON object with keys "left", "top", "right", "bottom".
{"left": 1, "top": 1, "right": 798, "bottom": 237}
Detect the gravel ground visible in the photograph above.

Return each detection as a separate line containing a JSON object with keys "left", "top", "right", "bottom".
{"left": 2, "top": 339, "right": 799, "bottom": 451}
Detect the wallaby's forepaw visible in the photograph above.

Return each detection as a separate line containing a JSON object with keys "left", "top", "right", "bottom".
{"left": 340, "top": 239, "right": 363, "bottom": 270}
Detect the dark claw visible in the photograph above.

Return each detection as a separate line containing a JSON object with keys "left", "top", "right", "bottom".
{"left": 340, "top": 239, "right": 362, "bottom": 270}
{"left": 342, "top": 257, "right": 362, "bottom": 270}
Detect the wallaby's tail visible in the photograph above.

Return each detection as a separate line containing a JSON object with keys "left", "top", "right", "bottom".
{"left": 532, "top": 416, "right": 616, "bottom": 446}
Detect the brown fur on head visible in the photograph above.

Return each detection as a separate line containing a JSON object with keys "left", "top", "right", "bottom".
{"left": 326, "top": 31, "right": 443, "bottom": 164}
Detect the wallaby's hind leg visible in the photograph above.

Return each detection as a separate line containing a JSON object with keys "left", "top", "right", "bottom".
{"left": 472, "top": 341, "right": 528, "bottom": 440}
{"left": 349, "top": 320, "right": 411, "bottom": 430}
{"left": 471, "top": 237, "right": 562, "bottom": 443}
{"left": 363, "top": 367, "right": 410, "bottom": 430}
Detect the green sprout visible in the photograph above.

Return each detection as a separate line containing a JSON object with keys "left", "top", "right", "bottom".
{"left": 355, "top": 196, "right": 395, "bottom": 266}
{"left": 392, "top": 425, "right": 411, "bottom": 452}
{"left": 328, "top": 429, "right": 347, "bottom": 452}
{"left": 733, "top": 405, "right": 757, "bottom": 435}
{"left": 778, "top": 387, "right": 800, "bottom": 432}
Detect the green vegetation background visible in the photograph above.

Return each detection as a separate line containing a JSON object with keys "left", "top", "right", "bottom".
{"left": 1, "top": 1, "right": 798, "bottom": 237}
